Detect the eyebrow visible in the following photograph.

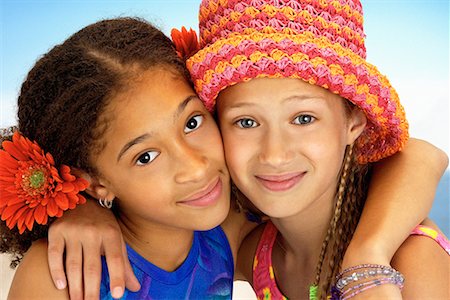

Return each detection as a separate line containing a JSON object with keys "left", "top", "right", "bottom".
{"left": 117, "top": 133, "right": 152, "bottom": 162}
{"left": 282, "top": 95, "right": 323, "bottom": 104}
{"left": 173, "top": 95, "right": 198, "bottom": 122}
{"left": 224, "top": 94, "right": 320, "bottom": 111}
{"left": 116, "top": 95, "right": 198, "bottom": 162}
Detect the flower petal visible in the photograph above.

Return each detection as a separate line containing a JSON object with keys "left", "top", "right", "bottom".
{"left": 74, "top": 178, "right": 89, "bottom": 191}
{"left": 0, "top": 175, "right": 15, "bottom": 182}
{"left": 60, "top": 165, "right": 76, "bottom": 181}
{"left": 55, "top": 193, "right": 69, "bottom": 210}
{"left": 34, "top": 205, "right": 47, "bottom": 225}
{"left": 2, "top": 194, "right": 24, "bottom": 206}
{"left": 25, "top": 210, "right": 35, "bottom": 231}
{"left": 61, "top": 182, "right": 75, "bottom": 193}
{"left": 47, "top": 199, "right": 59, "bottom": 217}
{"left": 0, "top": 151, "right": 19, "bottom": 168}
{"left": 9, "top": 205, "right": 29, "bottom": 224}
{"left": 2, "top": 140, "right": 29, "bottom": 161}
{"left": 78, "top": 194, "right": 87, "bottom": 205}
{"left": 1, "top": 203, "right": 26, "bottom": 220}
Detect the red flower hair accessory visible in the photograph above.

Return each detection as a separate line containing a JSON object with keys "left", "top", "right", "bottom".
{"left": 171, "top": 26, "right": 200, "bottom": 60}
{"left": 0, "top": 131, "right": 89, "bottom": 234}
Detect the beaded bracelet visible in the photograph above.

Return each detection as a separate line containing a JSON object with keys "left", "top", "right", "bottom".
{"left": 334, "top": 264, "right": 405, "bottom": 300}
{"left": 341, "top": 277, "right": 401, "bottom": 300}
{"left": 340, "top": 275, "right": 403, "bottom": 297}
{"left": 336, "top": 264, "right": 398, "bottom": 290}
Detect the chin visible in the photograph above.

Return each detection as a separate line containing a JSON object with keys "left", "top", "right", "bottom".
{"left": 197, "top": 197, "right": 231, "bottom": 231}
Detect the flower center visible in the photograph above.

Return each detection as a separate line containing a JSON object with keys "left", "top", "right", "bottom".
{"left": 19, "top": 165, "right": 49, "bottom": 197}
{"left": 29, "top": 170, "right": 45, "bottom": 189}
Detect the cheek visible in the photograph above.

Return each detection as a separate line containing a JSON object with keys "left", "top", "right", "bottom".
{"left": 221, "top": 130, "right": 251, "bottom": 181}
{"left": 200, "top": 121, "right": 226, "bottom": 163}
{"left": 114, "top": 171, "right": 172, "bottom": 210}
{"left": 303, "top": 129, "right": 347, "bottom": 173}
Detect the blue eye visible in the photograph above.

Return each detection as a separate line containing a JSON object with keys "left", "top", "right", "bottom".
{"left": 136, "top": 151, "right": 159, "bottom": 166}
{"left": 236, "top": 118, "right": 258, "bottom": 129}
{"left": 293, "top": 114, "right": 315, "bottom": 125}
{"left": 184, "top": 115, "right": 203, "bottom": 133}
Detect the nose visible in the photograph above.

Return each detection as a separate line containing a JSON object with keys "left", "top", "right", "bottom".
{"left": 174, "top": 140, "right": 209, "bottom": 184}
{"left": 259, "top": 127, "right": 294, "bottom": 167}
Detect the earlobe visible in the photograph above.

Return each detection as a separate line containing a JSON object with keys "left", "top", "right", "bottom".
{"left": 347, "top": 109, "right": 367, "bottom": 145}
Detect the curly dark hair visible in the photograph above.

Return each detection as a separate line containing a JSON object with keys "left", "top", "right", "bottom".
{"left": 0, "top": 17, "right": 189, "bottom": 267}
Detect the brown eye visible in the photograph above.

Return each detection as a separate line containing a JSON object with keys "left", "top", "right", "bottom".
{"left": 136, "top": 151, "right": 159, "bottom": 166}
{"left": 184, "top": 115, "right": 203, "bottom": 133}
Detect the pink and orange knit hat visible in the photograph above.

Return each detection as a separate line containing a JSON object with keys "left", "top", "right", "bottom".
{"left": 186, "top": 0, "right": 408, "bottom": 164}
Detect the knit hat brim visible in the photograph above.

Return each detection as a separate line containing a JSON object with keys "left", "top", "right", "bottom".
{"left": 187, "top": 32, "right": 408, "bottom": 164}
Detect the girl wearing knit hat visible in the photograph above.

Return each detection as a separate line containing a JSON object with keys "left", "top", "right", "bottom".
{"left": 184, "top": 0, "right": 450, "bottom": 298}
{"left": 41, "top": 1, "right": 448, "bottom": 300}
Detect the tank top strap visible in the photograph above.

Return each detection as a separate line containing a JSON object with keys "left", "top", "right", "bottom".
{"left": 253, "top": 221, "right": 287, "bottom": 299}
{"left": 410, "top": 225, "right": 450, "bottom": 255}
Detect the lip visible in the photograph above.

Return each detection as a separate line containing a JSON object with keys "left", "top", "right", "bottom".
{"left": 178, "top": 177, "right": 222, "bottom": 207}
{"left": 255, "top": 172, "right": 306, "bottom": 192}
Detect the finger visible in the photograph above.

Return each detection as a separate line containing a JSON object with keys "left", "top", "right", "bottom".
{"left": 103, "top": 229, "right": 127, "bottom": 298}
{"left": 47, "top": 229, "right": 68, "bottom": 290}
{"left": 82, "top": 241, "right": 102, "bottom": 300}
{"left": 122, "top": 240, "right": 140, "bottom": 292}
{"left": 65, "top": 240, "right": 83, "bottom": 300}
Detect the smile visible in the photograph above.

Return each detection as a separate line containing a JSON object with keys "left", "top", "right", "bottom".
{"left": 255, "top": 172, "right": 306, "bottom": 192}
{"left": 178, "top": 177, "right": 222, "bottom": 207}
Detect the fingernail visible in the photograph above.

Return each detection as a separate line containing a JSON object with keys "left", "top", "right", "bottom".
{"left": 56, "top": 280, "right": 65, "bottom": 290}
{"left": 112, "top": 287, "right": 123, "bottom": 298}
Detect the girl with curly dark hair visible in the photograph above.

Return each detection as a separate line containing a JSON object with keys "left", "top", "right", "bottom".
{"left": 4, "top": 17, "right": 237, "bottom": 299}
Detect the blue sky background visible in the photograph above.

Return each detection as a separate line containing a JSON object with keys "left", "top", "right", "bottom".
{"left": 0, "top": 1, "right": 448, "bottom": 234}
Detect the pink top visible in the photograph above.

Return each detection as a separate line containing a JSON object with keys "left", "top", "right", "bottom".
{"left": 252, "top": 221, "right": 450, "bottom": 299}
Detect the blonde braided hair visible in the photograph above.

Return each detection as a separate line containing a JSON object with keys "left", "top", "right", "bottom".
{"left": 313, "top": 144, "right": 371, "bottom": 298}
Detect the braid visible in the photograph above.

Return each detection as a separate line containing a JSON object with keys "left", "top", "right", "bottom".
{"left": 313, "top": 145, "right": 354, "bottom": 293}
{"left": 323, "top": 154, "right": 370, "bottom": 296}
{"left": 313, "top": 144, "right": 371, "bottom": 299}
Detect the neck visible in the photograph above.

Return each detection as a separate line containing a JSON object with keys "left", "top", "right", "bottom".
{"left": 271, "top": 186, "right": 336, "bottom": 294}
{"left": 273, "top": 187, "right": 335, "bottom": 259}
{"left": 118, "top": 212, "right": 194, "bottom": 272}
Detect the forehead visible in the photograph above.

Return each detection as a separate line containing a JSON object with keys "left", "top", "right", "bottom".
{"left": 95, "top": 68, "right": 194, "bottom": 144}
{"left": 217, "top": 77, "right": 342, "bottom": 109}
{"left": 109, "top": 68, "right": 191, "bottom": 117}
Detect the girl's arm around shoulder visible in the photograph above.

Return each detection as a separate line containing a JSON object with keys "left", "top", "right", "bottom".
{"left": 392, "top": 219, "right": 450, "bottom": 300}
{"left": 8, "top": 239, "right": 69, "bottom": 300}
{"left": 344, "top": 138, "right": 448, "bottom": 267}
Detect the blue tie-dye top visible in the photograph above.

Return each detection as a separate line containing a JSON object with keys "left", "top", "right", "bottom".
{"left": 100, "top": 226, "right": 233, "bottom": 299}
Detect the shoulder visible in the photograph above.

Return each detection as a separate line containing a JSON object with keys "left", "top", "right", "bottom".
{"left": 8, "top": 239, "right": 69, "bottom": 300}
{"left": 235, "top": 222, "right": 267, "bottom": 282}
{"left": 391, "top": 220, "right": 449, "bottom": 300}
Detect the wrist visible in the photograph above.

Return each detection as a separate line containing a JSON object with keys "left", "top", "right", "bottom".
{"left": 342, "top": 238, "right": 393, "bottom": 270}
